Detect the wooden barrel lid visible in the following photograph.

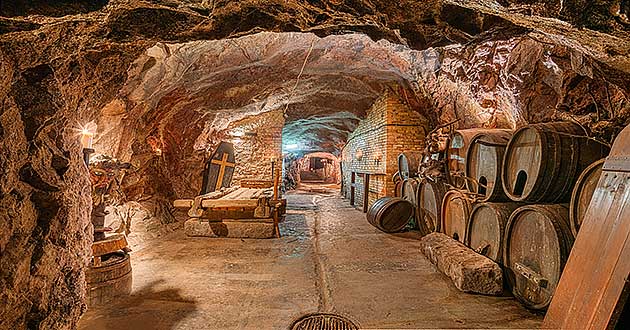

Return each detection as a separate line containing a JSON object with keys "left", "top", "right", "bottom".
{"left": 417, "top": 180, "right": 447, "bottom": 234}
{"left": 440, "top": 190, "right": 473, "bottom": 243}
{"left": 503, "top": 204, "right": 574, "bottom": 310}
{"left": 502, "top": 127, "right": 545, "bottom": 201}
{"left": 367, "top": 197, "right": 414, "bottom": 233}
{"left": 467, "top": 202, "right": 521, "bottom": 263}
{"left": 569, "top": 158, "right": 605, "bottom": 237}
{"left": 466, "top": 131, "right": 511, "bottom": 202}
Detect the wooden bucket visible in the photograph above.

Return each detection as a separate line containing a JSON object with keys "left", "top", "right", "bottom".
{"left": 87, "top": 252, "right": 132, "bottom": 307}
{"left": 397, "top": 151, "right": 422, "bottom": 180}
{"left": 465, "top": 130, "right": 512, "bottom": 202}
{"left": 569, "top": 158, "right": 605, "bottom": 237}
{"left": 502, "top": 122, "right": 609, "bottom": 203}
{"left": 416, "top": 179, "right": 448, "bottom": 235}
{"left": 440, "top": 190, "right": 473, "bottom": 243}
{"left": 467, "top": 202, "right": 522, "bottom": 264}
{"left": 503, "top": 204, "right": 574, "bottom": 310}
{"left": 366, "top": 197, "right": 414, "bottom": 233}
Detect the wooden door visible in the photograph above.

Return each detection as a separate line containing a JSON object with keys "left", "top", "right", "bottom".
{"left": 201, "top": 141, "right": 236, "bottom": 194}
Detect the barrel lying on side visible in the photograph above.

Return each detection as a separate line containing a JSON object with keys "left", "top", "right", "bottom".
{"left": 87, "top": 252, "right": 133, "bottom": 307}
{"left": 366, "top": 197, "right": 414, "bottom": 233}
{"left": 466, "top": 130, "right": 512, "bottom": 202}
{"left": 569, "top": 159, "right": 605, "bottom": 237}
{"left": 467, "top": 202, "right": 522, "bottom": 264}
{"left": 503, "top": 204, "right": 574, "bottom": 310}
{"left": 502, "top": 122, "right": 609, "bottom": 203}
{"left": 398, "top": 151, "right": 422, "bottom": 180}
{"left": 440, "top": 190, "right": 473, "bottom": 243}
{"left": 417, "top": 179, "right": 448, "bottom": 235}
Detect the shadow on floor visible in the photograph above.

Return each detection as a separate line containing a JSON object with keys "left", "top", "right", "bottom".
{"left": 79, "top": 279, "right": 198, "bottom": 330}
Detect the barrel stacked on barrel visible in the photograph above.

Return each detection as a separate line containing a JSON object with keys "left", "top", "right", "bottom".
{"left": 367, "top": 121, "right": 609, "bottom": 310}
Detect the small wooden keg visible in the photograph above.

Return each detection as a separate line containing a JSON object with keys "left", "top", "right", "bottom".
{"left": 366, "top": 197, "right": 414, "bottom": 233}
{"left": 86, "top": 252, "right": 132, "bottom": 307}
{"left": 502, "top": 122, "right": 609, "bottom": 203}
{"left": 465, "top": 130, "right": 512, "bottom": 202}
{"left": 503, "top": 204, "right": 574, "bottom": 310}
{"left": 466, "top": 202, "right": 522, "bottom": 264}
{"left": 569, "top": 158, "right": 605, "bottom": 237}
{"left": 440, "top": 190, "right": 473, "bottom": 243}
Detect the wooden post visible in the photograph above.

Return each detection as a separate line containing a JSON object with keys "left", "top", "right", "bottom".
{"left": 350, "top": 172, "right": 356, "bottom": 206}
{"left": 363, "top": 173, "right": 370, "bottom": 213}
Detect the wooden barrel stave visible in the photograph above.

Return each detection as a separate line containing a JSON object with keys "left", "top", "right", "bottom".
{"left": 569, "top": 158, "right": 605, "bottom": 236}
{"left": 465, "top": 131, "right": 512, "bottom": 202}
{"left": 417, "top": 179, "right": 448, "bottom": 235}
{"left": 502, "top": 122, "right": 609, "bottom": 203}
{"left": 398, "top": 152, "right": 422, "bottom": 180}
{"left": 503, "top": 204, "right": 574, "bottom": 310}
{"left": 440, "top": 190, "right": 473, "bottom": 243}
{"left": 366, "top": 197, "right": 414, "bottom": 233}
{"left": 466, "top": 202, "right": 522, "bottom": 264}
{"left": 87, "top": 252, "right": 133, "bottom": 307}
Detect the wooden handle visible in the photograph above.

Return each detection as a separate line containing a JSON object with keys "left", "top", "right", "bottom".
{"left": 514, "top": 262, "right": 548, "bottom": 288}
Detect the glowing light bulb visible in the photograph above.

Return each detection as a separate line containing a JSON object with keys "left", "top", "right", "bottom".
{"left": 80, "top": 128, "right": 94, "bottom": 149}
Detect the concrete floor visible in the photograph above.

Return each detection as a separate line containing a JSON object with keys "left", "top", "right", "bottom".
{"left": 78, "top": 189, "right": 542, "bottom": 330}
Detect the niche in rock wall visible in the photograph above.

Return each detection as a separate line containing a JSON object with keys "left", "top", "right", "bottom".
{"left": 298, "top": 152, "right": 340, "bottom": 184}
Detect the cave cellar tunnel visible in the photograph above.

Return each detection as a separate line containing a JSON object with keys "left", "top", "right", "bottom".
{"left": 1, "top": 1, "right": 630, "bottom": 330}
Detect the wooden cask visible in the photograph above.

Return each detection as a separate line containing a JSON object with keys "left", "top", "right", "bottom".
{"left": 394, "top": 180, "right": 403, "bottom": 198}
{"left": 401, "top": 178, "right": 419, "bottom": 206}
{"left": 569, "top": 158, "right": 605, "bottom": 237}
{"left": 366, "top": 197, "right": 414, "bottom": 233}
{"left": 502, "top": 122, "right": 609, "bottom": 203}
{"left": 440, "top": 190, "right": 473, "bottom": 243}
{"left": 503, "top": 204, "right": 574, "bottom": 310}
{"left": 397, "top": 151, "right": 422, "bottom": 180}
{"left": 467, "top": 202, "right": 522, "bottom": 264}
{"left": 447, "top": 129, "right": 500, "bottom": 189}
{"left": 465, "top": 130, "right": 512, "bottom": 202}
{"left": 417, "top": 179, "right": 448, "bottom": 235}
{"left": 87, "top": 252, "right": 133, "bottom": 307}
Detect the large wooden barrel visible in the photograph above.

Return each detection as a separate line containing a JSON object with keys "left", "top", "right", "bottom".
{"left": 366, "top": 197, "right": 414, "bottom": 233}
{"left": 440, "top": 190, "right": 473, "bottom": 243}
{"left": 447, "top": 129, "right": 500, "bottom": 189}
{"left": 467, "top": 202, "right": 522, "bottom": 264}
{"left": 502, "top": 122, "right": 609, "bottom": 203}
{"left": 569, "top": 158, "right": 605, "bottom": 237}
{"left": 87, "top": 252, "right": 133, "bottom": 307}
{"left": 503, "top": 204, "right": 574, "bottom": 310}
{"left": 417, "top": 179, "right": 448, "bottom": 235}
{"left": 398, "top": 151, "right": 422, "bottom": 180}
{"left": 466, "top": 130, "right": 512, "bottom": 202}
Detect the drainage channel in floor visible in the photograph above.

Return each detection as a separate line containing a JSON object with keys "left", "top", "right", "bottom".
{"left": 290, "top": 313, "right": 359, "bottom": 330}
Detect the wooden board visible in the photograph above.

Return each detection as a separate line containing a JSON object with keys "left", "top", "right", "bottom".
{"left": 200, "top": 141, "right": 235, "bottom": 194}
{"left": 543, "top": 123, "right": 630, "bottom": 329}
{"left": 91, "top": 234, "right": 128, "bottom": 257}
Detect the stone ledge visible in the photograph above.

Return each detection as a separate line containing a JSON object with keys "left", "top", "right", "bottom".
{"left": 184, "top": 219, "right": 276, "bottom": 239}
{"left": 420, "top": 232, "right": 503, "bottom": 295}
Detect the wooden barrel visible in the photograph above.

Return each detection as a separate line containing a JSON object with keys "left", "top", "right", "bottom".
{"left": 401, "top": 178, "right": 419, "bottom": 206}
{"left": 87, "top": 252, "right": 133, "bottom": 307}
{"left": 440, "top": 190, "right": 473, "bottom": 243}
{"left": 394, "top": 180, "right": 403, "bottom": 198}
{"left": 417, "top": 179, "right": 448, "bottom": 235}
{"left": 503, "top": 204, "right": 574, "bottom": 310}
{"left": 398, "top": 151, "right": 422, "bottom": 180}
{"left": 502, "top": 122, "right": 609, "bottom": 203}
{"left": 465, "top": 130, "right": 512, "bottom": 202}
{"left": 569, "top": 158, "right": 605, "bottom": 237}
{"left": 366, "top": 197, "right": 414, "bottom": 233}
{"left": 447, "top": 129, "right": 500, "bottom": 189}
{"left": 466, "top": 202, "right": 522, "bottom": 264}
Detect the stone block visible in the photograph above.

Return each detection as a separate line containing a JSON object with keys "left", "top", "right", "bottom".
{"left": 420, "top": 232, "right": 503, "bottom": 295}
{"left": 184, "top": 219, "right": 276, "bottom": 239}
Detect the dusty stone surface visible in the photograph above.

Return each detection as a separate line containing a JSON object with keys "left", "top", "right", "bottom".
{"left": 78, "top": 191, "right": 541, "bottom": 330}
{"left": 184, "top": 218, "right": 276, "bottom": 238}
{"left": 420, "top": 232, "right": 504, "bottom": 295}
